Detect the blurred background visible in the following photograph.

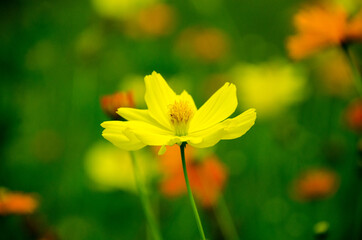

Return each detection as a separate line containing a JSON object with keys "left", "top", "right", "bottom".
{"left": 1, "top": 0, "right": 362, "bottom": 239}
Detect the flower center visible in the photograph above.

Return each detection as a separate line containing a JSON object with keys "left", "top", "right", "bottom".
{"left": 169, "top": 100, "right": 195, "bottom": 136}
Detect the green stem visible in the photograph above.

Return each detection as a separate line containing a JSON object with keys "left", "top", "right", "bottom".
{"left": 130, "top": 151, "right": 162, "bottom": 240}
{"left": 179, "top": 142, "right": 206, "bottom": 240}
{"left": 341, "top": 44, "right": 362, "bottom": 96}
{"left": 214, "top": 194, "right": 240, "bottom": 240}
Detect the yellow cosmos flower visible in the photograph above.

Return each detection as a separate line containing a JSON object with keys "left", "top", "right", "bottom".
{"left": 84, "top": 142, "right": 157, "bottom": 192}
{"left": 231, "top": 61, "right": 307, "bottom": 118}
{"left": 101, "top": 71, "right": 256, "bottom": 154}
{"left": 92, "top": 0, "right": 157, "bottom": 20}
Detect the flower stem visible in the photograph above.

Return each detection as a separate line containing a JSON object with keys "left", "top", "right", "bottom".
{"left": 214, "top": 194, "right": 240, "bottom": 240}
{"left": 179, "top": 142, "right": 206, "bottom": 240}
{"left": 341, "top": 44, "right": 362, "bottom": 96}
{"left": 130, "top": 151, "right": 162, "bottom": 240}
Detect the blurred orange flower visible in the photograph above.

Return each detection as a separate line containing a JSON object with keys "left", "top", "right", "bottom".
{"left": 0, "top": 189, "right": 38, "bottom": 215}
{"left": 176, "top": 27, "right": 229, "bottom": 63}
{"left": 292, "top": 168, "right": 339, "bottom": 201}
{"left": 345, "top": 98, "right": 362, "bottom": 133}
{"left": 157, "top": 145, "right": 227, "bottom": 207}
{"left": 125, "top": 4, "right": 176, "bottom": 38}
{"left": 100, "top": 91, "right": 135, "bottom": 120}
{"left": 287, "top": 5, "right": 362, "bottom": 60}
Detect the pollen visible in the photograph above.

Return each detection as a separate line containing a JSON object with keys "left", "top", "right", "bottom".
{"left": 169, "top": 100, "right": 195, "bottom": 136}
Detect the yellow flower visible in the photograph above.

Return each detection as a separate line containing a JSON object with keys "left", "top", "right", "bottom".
{"left": 231, "top": 61, "right": 307, "bottom": 118}
{"left": 101, "top": 71, "right": 256, "bottom": 154}
{"left": 92, "top": 0, "right": 157, "bottom": 20}
{"left": 84, "top": 142, "right": 157, "bottom": 192}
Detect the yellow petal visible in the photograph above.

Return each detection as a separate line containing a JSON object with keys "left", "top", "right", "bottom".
{"left": 179, "top": 90, "right": 197, "bottom": 112}
{"left": 127, "top": 121, "right": 180, "bottom": 146}
{"left": 144, "top": 71, "right": 176, "bottom": 130}
{"left": 117, "top": 108, "right": 149, "bottom": 121}
{"left": 101, "top": 121, "right": 145, "bottom": 151}
{"left": 222, "top": 108, "right": 256, "bottom": 139}
{"left": 187, "top": 124, "right": 225, "bottom": 148}
{"left": 189, "top": 82, "right": 237, "bottom": 133}
{"left": 187, "top": 108, "right": 256, "bottom": 148}
{"left": 103, "top": 119, "right": 180, "bottom": 147}
{"left": 117, "top": 108, "right": 170, "bottom": 131}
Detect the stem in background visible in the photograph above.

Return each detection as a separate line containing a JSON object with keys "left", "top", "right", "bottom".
{"left": 342, "top": 44, "right": 362, "bottom": 240}
{"left": 179, "top": 142, "right": 206, "bottom": 240}
{"left": 353, "top": 160, "right": 362, "bottom": 240}
{"left": 214, "top": 195, "right": 240, "bottom": 240}
{"left": 130, "top": 151, "right": 162, "bottom": 240}
{"left": 341, "top": 44, "right": 362, "bottom": 97}
{"left": 354, "top": 181, "right": 362, "bottom": 240}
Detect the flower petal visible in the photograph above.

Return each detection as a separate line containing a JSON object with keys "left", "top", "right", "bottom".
{"left": 103, "top": 119, "right": 180, "bottom": 148}
{"left": 179, "top": 90, "right": 197, "bottom": 112}
{"left": 129, "top": 121, "right": 181, "bottom": 146}
{"left": 221, "top": 108, "right": 256, "bottom": 139}
{"left": 117, "top": 108, "right": 170, "bottom": 131}
{"left": 101, "top": 121, "right": 146, "bottom": 151}
{"left": 189, "top": 82, "right": 237, "bottom": 133}
{"left": 187, "top": 108, "right": 256, "bottom": 148}
{"left": 144, "top": 71, "right": 176, "bottom": 130}
{"left": 117, "top": 108, "right": 150, "bottom": 121}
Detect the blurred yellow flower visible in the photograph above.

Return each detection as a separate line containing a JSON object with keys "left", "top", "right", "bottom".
{"left": 0, "top": 189, "right": 38, "bottom": 215}
{"left": 101, "top": 71, "right": 256, "bottom": 154}
{"left": 287, "top": 4, "right": 362, "bottom": 60}
{"left": 231, "top": 61, "right": 307, "bottom": 118}
{"left": 92, "top": 0, "right": 157, "bottom": 20}
{"left": 85, "top": 142, "right": 157, "bottom": 192}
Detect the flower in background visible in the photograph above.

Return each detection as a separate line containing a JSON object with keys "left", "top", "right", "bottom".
{"left": 91, "top": 0, "right": 157, "bottom": 20}
{"left": 345, "top": 98, "right": 362, "bottom": 133}
{"left": 231, "top": 60, "right": 307, "bottom": 119}
{"left": 101, "top": 71, "right": 256, "bottom": 154}
{"left": 124, "top": 4, "right": 176, "bottom": 38}
{"left": 315, "top": 49, "right": 353, "bottom": 97}
{"left": 100, "top": 91, "right": 135, "bottom": 120}
{"left": 287, "top": 4, "right": 362, "bottom": 60}
{"left": 175, "top": 27, "right": 229, "bottom": 63}
{"left": 0, "top": 188, "right": 38, "bottom": 215}
{"left": 292, "top": 168, "right": 339, "bottom": 201}
{"left": 84, "top": 142, "right": 158, "bottom": 192}
{"left": 157, "top": 145, "right": 227, "bottom": 207}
